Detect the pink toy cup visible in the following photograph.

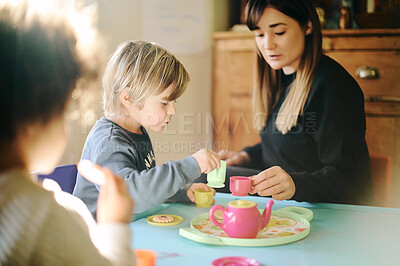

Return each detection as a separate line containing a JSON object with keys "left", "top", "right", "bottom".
{"left": 230, "top": 176, "right": 252, "bottom": 196}
{"left": 209, "top": 199, "right": 274, "bottom": 238}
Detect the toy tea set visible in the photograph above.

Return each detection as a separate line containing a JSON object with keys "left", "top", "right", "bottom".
{"left": 146, "top": 160, "right": 313, "bottom": 248}
{"left": 178, "top": 160, "right": 313, "bottom": 247}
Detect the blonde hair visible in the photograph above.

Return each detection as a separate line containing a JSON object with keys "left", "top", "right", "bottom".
{"left": 102, "top": 40, "right": 190, "bottom": 117}
{"left": 246, "top": 0, "right": 322, "bottom": 134}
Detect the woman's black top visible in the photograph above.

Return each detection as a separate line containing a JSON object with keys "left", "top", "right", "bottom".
{"left": 243, "top": 55, "right": 373, "bottom": 205}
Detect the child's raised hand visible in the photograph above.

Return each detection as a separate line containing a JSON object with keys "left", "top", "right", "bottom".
{"left": 192, "top": 148, "right": 220, "bottom": 173}
{"left": 77, "top": 160, "right": 134, "bottom": 224}
{"left": 187, "top": 183, "right": 216, "bottom": 202}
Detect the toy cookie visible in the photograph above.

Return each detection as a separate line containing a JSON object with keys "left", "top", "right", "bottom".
{"left": 146, "top": 214, "right": 183, "bottom": 227}
{"left": 152, "top": 215, "right": 174, "bottom": 223}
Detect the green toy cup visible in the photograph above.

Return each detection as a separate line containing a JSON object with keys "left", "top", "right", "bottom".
{"left": 207, "top": 160, "right": 226, "bottom": 188}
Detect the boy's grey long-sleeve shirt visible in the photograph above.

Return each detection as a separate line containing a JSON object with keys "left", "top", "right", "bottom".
{"left": 73, "top": 117, "right": 201, "bottom": 218}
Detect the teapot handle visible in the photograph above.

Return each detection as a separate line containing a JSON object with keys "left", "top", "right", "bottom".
{"left": 209, "top": 205, "right": 226, "bottom": 229}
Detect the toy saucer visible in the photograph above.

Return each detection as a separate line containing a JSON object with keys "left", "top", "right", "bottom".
{"left": 207, "top": 182, "right": 225, "bottom": 188}
{"left": 146, "top": 214, "right": 183, "bottom": 227}
{"left": 212, "top": 256, "right": 259, "bottom": 266}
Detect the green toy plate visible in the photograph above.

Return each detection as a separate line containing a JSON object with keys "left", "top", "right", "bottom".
{"left": 179, "top": 206, "right": 313, "bottom": 246}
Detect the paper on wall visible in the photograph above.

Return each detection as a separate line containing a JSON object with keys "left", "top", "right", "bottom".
{"left": 142, "top": 0, "right": 207, "bottom": 54}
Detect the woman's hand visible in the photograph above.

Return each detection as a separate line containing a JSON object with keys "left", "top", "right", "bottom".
{"left": 77, "top": 160, "right": 134, "bottom": 224}
{"left": 250, "top": 166, "right": 295, "bottom": 200}
{"left": 186, "top": 183, "right": 216, "bottom": 202}
{"left": 218, "top": 150, "right": 250, "bottom": 166}
{"left": 192, "top": 148, "right": 221, "bottom": 173}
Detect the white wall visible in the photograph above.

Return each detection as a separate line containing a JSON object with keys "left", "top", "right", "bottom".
{"left": 60, "top": 0, "right": 230, "bottom": 165}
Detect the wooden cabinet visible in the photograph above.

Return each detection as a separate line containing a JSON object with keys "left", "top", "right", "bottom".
{"left": 323, "top": 29, "right": 400, "bottom": 208}
{"left": 212, "top": 29, "right": 400, "bottom": 207}
{"left": 212, "top": 33, "right": 260, "bottom": 152}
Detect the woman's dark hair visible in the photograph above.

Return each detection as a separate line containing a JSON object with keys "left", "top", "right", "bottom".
{"left": 0, "top": 6, "right": 81, "bottom": 143}
{"left": 246, "top": 0, "right": 322, "bottom": 57}
{"left": 246, "top": 0, "right": 320, "bottom": 33}
{"left": 245, "top": 0, "right": 322, "bottom": 133}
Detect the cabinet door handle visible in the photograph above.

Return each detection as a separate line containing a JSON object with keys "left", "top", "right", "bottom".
{"left": 355, "top": 65, "right": 379, "bottom": 79}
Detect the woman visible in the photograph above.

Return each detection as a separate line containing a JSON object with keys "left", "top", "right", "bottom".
{"left": 0, "top": 3, "right": 135, "bottom": 265}
{"left": 217, "top": 0, "right": 372, "bottom": 205}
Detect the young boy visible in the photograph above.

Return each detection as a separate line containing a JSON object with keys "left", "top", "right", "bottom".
{"left": 73, "top": 41, "right": 220, "bottom": 218}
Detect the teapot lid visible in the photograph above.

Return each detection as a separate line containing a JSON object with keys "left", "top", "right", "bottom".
{"left": 228, "top": 200, "right": 257, "bottom": 208}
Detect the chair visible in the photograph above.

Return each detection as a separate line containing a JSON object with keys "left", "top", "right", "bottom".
{"left": 369, "top": 154, "right": 392, "bottom": 207}
{"left": 37, "top": 164, "right": 78, "bottom": 194}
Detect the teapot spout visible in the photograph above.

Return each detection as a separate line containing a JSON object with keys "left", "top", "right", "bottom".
{"left": 261, "top": 199, "right": 274, "bottom": 229}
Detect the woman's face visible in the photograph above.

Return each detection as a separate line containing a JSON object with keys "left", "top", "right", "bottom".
{"left": 253, "top": 7, "right": 311, "bottom": 74}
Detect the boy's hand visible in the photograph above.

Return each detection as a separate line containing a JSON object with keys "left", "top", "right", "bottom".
{"left": 187, "top": 183, "right": 216, "bottom": 202}
{"left": 192, "top": 148, "right": 220, "bottom": 173}
{"left": 77, "top": 160, "right": 134, "bottom": 224}
{"left": 218, "top": 150, "right": 250, "bottom": 166}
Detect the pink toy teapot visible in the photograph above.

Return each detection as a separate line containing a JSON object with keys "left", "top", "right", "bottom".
{"left": 209, "top": 199, "right": 274, "bottom": 238}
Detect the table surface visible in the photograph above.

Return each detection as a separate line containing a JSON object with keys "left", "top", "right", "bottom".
{"left": 130, "top": 193, "right": 400, "bottom": 266}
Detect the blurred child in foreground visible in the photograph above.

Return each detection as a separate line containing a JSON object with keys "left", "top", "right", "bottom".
{"left": 0, "top": 3, "right": 135, "bottom": 265}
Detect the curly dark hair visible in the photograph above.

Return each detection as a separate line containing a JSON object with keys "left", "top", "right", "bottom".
{"left": 0, "top": 5, "right": 82, "bottom": 143}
